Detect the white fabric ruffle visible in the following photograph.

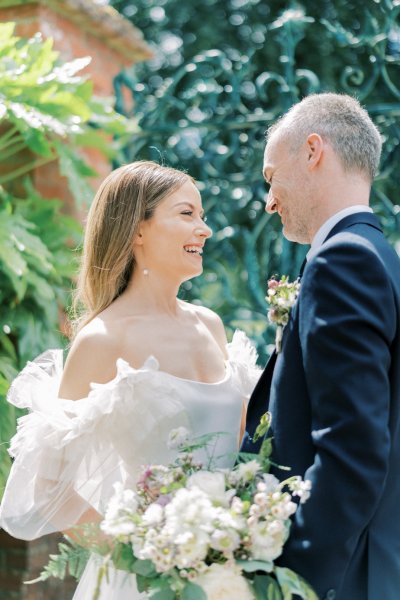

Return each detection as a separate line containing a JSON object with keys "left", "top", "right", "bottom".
{"left": 227, "top": 329, "right": 261, "bottom": 401}
{"left": 0, "top": 330, "right": 261, "bottom": 542}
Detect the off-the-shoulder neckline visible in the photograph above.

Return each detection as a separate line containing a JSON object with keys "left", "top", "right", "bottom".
{"left": 129, "top": 354, "right": 232, "bottom": 386}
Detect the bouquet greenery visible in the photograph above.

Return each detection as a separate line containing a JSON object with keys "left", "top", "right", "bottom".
{"left": 34, "top": 416, "right": 317, "bottom": 600}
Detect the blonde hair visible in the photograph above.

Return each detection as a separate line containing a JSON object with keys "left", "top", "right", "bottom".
{"left": 72, "top": 161, "right": 189, "bottom": 334}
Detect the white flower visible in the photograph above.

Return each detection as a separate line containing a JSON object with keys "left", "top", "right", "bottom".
{"left": 174, "top": 530, "right": 210, "bottom": 568}
{"left": 164, "top": 487, "right": 216, "bottom": 532}
{"left": 142, "top": 503, "right": 164, "bottom": 526}
{"left": 289, "top": 477, "right": 312, "bottom": 504}
{"left": 249, "top": 519, "right": 287, "bottom": 564}
{"left": 235, "top": 460, "right": 261, "bottom": 482}
{"left": 270, "top": 496, "right": 297, "bottom": 520}
{"left": 261, "top": 473, "right": 280, "bottom": 493}
{"left": 167, "top": 426, "right": 191, "bottom": 449}
{"left": 210, "top": 528, "right": 241, "bottom": 554}
{"left": 195, "top": 563, "right": 255, "bottom": 600}
{"left": 100, "top": 483, "right": 139, "bottom": 537}
{"left": 187, "top": 471, "right": 230, "bottom": 505}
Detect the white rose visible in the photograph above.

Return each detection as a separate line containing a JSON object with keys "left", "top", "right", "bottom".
{"left": 187, "top": 471, "right": 229, "bottom": 504}
{"left": 195, "top": 563, "right": 255, "bottom": 600}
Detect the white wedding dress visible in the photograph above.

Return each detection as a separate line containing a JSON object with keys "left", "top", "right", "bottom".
{"left": 0, "top": 330, "right": 261, "bottom": 599}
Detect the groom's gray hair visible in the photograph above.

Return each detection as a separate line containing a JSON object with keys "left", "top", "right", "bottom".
{"left": 267, "top": 93, "right": 382, "bottom": 182}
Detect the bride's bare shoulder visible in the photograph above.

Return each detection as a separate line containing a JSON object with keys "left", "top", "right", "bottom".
{"left": 185, "top": 302, "right": 228, "bottom": 353}
{"left": 59, "top": 318, "right": 121, "bottom": 400}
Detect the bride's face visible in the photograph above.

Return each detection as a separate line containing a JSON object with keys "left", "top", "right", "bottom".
{"left": 136, "top": 179, "right": 212, "bottom": 282}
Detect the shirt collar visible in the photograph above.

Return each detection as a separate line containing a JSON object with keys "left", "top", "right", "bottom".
{"left": 306, "top": 205, "right": 373, "bottom": 261}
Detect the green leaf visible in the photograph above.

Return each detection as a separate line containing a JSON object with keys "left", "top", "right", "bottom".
{"left": 236, "top": 559, "right": 273, "bottom": 573}
{"left": 55, "top": 140, "right": 97, "bottom": 207}
{"left": 136, "top": 574, "right": 150, "bottom": 593}
{"left": 252, "top": 574, "right": 283, "bottom": 600}
{"left": 0, "top": 354, "right": 18, "bottom": 382}
{"left": 132, "top": 559, "right": 157, "bottom": 577}
{"left": 112, "top": 542, "right": 136, "bottom": 572}
{"left": 253, "top": 412, "right": 272, "bottom": 443}
{"left": 274, "top": 567, "right": 319, "bottom": 600}
{"left": 182, "top": 582, "right": 207, "bottom": 600}
{"left": 25, "top": 539, "right": 90, "bottom": 583}
{"left": 149, "top": 587, "right": 176, "bottom": 600}
{"left": 22, "top": 127, "right": 53, "bottom": 156}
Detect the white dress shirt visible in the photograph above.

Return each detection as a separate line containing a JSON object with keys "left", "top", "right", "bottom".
{"left": 306, "top": 205, "right": 373, "bottom": 261}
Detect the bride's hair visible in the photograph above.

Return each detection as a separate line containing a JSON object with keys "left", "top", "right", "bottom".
{"left": 72, "top": 161, "right": 189, "bottom": 335}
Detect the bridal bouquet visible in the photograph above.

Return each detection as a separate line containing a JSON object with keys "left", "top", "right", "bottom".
{"left": 36, "top": 420, "right": 317, "bottom": 600}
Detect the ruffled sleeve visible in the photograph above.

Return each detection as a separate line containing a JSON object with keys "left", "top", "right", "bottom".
{"left": 0, "top": 351, "right": 189, "bottom": 541}
{"left": 227, "top": 330, "right": 262, "bottom": 402}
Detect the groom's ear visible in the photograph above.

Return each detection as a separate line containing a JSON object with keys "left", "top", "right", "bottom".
{"left": 305, "top": 133, "right": 323, "bottom": 170}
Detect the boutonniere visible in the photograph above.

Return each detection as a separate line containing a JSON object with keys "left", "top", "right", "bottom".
{"left": 266, "top": 275, "right": 300, "bottom": 352}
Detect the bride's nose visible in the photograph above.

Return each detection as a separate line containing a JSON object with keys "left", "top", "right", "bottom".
{"left": 194, "top": 222, "right": 212, "bottom": 238}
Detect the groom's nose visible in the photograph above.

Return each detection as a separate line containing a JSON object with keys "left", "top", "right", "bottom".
{"left": 265, "top": 189, "right": 277, "bottom": 214}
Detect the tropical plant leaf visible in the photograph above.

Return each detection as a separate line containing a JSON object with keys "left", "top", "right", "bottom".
{"left": 55, "top": 140, "right": 97, "bottom": 206}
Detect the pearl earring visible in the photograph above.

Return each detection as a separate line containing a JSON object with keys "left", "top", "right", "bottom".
{"left": 143, "top": 268, "right": 149, "bottom": 276}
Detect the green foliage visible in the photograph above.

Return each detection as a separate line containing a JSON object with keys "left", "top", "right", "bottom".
{"left": 0, "top": 22, "right": 135, "bottom": 204}
{"left": 111, "top": 0, "right": 400, "bottom": 360}
{"left": 182, "top": 582, "right": 207, "bottom": 600}
{"left": 253, "top": 574, "right": 283, "bottom": 600}
{"left": 25, "top": 538, "right": 90, "bottom": 583}
{"left": 0, "top": 23, "right": 134, "bottom": 496}
{"left": 274, "top": 566, "right": 319, "bottom": 600}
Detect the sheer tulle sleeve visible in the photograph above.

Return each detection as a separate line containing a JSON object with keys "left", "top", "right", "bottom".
{"left": 227, "top": 330, "right": 262, "bottom": 401}
{"left": 0, "top": 351, "right": 189, "bottom": 541}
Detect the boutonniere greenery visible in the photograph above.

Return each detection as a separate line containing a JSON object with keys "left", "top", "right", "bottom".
{"left": 266, "top": 275, "right": 300, "bottom": 353}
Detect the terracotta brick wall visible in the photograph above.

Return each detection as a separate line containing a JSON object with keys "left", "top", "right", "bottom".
{"left": 0, "top": 530, "right": 77, "bottom": 600}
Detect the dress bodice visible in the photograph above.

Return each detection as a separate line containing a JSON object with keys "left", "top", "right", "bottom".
{"left": 0, "top": 330, "right": 261, "bottom": 542}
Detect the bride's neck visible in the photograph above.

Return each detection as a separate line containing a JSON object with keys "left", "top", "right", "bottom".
{"left": 121, "top": 270, "right": 182, "bottom": 316}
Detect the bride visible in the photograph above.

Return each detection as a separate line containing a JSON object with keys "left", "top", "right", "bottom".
{"left": 0, "top": 161, "right": 261, "bottom": 599}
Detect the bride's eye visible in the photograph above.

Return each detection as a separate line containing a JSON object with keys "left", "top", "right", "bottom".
{"left": 181, "top": 211, "right": 193, "bottom": 216}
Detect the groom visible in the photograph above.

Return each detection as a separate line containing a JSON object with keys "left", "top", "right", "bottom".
{"left": 242, "top": 93, "right": 400, "bottom": 600}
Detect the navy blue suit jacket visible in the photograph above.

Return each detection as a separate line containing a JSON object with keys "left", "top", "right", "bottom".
{"left": 242, "top": 213, "right": 400, "bottom": 600}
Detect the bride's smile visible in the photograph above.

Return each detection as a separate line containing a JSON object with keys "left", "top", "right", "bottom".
{"left": 135, "top": 179, "right": 212, "bottom": 283}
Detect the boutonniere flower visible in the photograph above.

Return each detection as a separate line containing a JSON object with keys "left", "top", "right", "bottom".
{"left": 266, "top": 275, "right": 300, "bottom": 352}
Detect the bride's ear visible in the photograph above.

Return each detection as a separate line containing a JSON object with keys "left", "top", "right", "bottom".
{"left": 133, "top": 231, "right": 144, "bottom": 246}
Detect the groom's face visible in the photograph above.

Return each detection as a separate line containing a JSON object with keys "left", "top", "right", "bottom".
{"left": 263, "top": 136, "right": 312, "bottom": 244}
